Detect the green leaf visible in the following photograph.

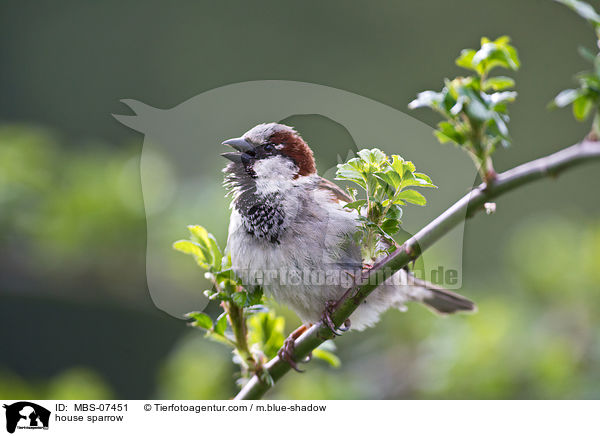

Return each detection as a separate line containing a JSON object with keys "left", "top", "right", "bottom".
{"left": 188, "top": 225, "right": 221, "bottom": 269}
{"left": 336, "top": 159, "right": 367, "bottom": 188}
{"left": 173, "top": 225, "right": 223, "bottom": 270}
{"left": 186, "top": 312, "right": 213, "bottom": 330}
{"left": 491, "top": 112, "right": 510, "bottom": 138}
{"left": 408, "top": 90, "right": 444, "bottom": 109}
{"left": 312, "top": 341, "right": 341, "bottom": 368}
{"left": 395, "top": 189, "right": 427, "bottom": 206}
{"left": 222, "top": 279, "right": 238, "bottom": 297}
{"left": 312, "top": 349, "right": 341, "bottom": 368}
{"left": 203, "top": 289, "right": 222, "bottom": 300}
{"left": 345, "top": 186, "right": 358, "bottom": 200}
{"left": 577, "top": 71, "right": 600, "bottom": 90}
{"left": 247, "top": 312, "right": 286, "bottom": 360}
{"left": 188, "top": 224, "right": 210, "bottom": 245}
{"left": 402, "top": 160, "right": 416, "bottom": 175}
{"left": 455, "top": 49, "right": 477, "bottom": 70}
{"left": 173, "top": 240, "right": 204, "bottom": 257}
{"left": 232, "top": 291, "right": 248, "bottom": 308}
{"left": 214, "top": 313, "right": 228, "bottom": 336}
{"left": 434, "top": 130, "right": 455, "bottom": 144}
{"left": 503, "top": 43, "right": 521, "bottom": 70}
{"left": 389, "top": 155, "right": 405, "bottom": 175}
{"left": 380, "top": 218, "right": 400, "bottom": 235}
{"left": 215, "top": 269, "right": 235, "bottom": 282}
{"left": 552, "top": 88, "right": 582, "bottom": 107}
{"left": 365, "top": 173, "right": 379, "bottom": 198}
{"left": 247, "top": 287, "right": 264, "bottom": 306}
{"left": 343, "top": 199, "right": 367, "bottom": 210}
{"left": 490, "top": 91, "right": 518, "bottom": 106}
{"left": 374, "top": 170, "right": 402, "bottom": 191}
{"left": 470, "top": 36, "right": 520, "bottom": 76}
{"left": 556, "top": 0, "right": 600, "bottom": 25}
{"left": 482, "top": 76, "right": 515, "bottom": 91}
{"left": 208, "top": 238, "right": 222, "bottom": 270}
{"left": 462, "top": 88, "right": 492, "bottom": 121}
{"left": 435, "top": 121, "right": 466, "bottom": 145}
{"left": 386, "top": 204, "right": 403, "bottom": 221}
{"left": 444, "top": 78, "right": 459, "bottom": 101}
{"left": 573, "top": 94, "right": 594, "bottom": 120}
{"left": 449, "top": 95, "right": 468, "bottom": 115}
{"left": 414, "top": 172, "right": 437, "bottom": 188}
{"left": 357, "top": 148, "right": 387, "bottom": 167}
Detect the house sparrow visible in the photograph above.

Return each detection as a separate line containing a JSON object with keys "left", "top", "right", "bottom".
{"left": 222, "top": 123, "right": 475, "bottom": 368}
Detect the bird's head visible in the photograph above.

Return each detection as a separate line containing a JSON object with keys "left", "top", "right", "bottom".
{"left": 221, "top": 123, "right": 316, "bottom": 183}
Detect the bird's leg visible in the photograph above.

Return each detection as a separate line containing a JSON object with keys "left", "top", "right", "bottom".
{"left": 321, "top": 300, "right": 339, "bottom": 335}
{"left": 321, "top": 300, "right": 351, "bottom": 336}
{"left": 277, "top": 324, "right": 309, "bottom": 373}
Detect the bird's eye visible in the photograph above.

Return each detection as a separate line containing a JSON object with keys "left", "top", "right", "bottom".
{"left": 264, "top": 143, "right": 275, "bottom": 152}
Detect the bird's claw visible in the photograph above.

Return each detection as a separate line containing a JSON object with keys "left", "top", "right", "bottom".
{"left": 277, "top": 335, "right": 304, "bottom": 372}
{"left": 321, "top": 300, "right": 350, "bottom": 336}
{"left": 338, "top": 318, "right": 351, "bottom": 332}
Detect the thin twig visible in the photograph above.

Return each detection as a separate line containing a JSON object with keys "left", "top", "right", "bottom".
{"left": 234, "top": 140, "right": 600, "bottom": 400}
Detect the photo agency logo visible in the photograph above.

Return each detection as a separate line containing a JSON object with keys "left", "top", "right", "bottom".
{"left": 113, "top": 80, "right": 477, "bottom": 318}
{"left": 3, "top": 402, "right": 50, "bottom": 434}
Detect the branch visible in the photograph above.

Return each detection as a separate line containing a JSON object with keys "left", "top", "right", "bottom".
{"left": 234, "top": 140, "right": 600, "bottom": 400}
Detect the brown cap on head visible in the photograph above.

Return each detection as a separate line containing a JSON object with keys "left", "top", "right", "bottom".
{"left": 268, "top": 128, "right": 316, "bottom": 177}
{"left": 222, "top": 123, "right": 317, "bottom": 178}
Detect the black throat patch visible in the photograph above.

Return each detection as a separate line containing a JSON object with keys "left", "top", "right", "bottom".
{"left": 237, "top": 192, "right": 285, "bottom": 244}
{"left": 224, "top": 161, "right": 287, "bottom": 244}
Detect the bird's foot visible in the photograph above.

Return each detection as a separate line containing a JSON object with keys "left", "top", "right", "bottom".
{"left": 277, "top": 325, "right": 308, "bottom": 373}
{"left": 277, "top": 337, "right": 303, "bottom": 372}
{"left": 320, "top": 300, "right": 351, "bottom": 336}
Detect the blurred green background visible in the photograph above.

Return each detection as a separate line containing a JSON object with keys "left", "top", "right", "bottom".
{"left": 1, "top": 0, "right": 599, "bottom": 399}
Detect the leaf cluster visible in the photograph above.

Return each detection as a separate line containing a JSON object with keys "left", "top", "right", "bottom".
{"left": 551, "top": 1, "right": 600, "bottom": 134}
{"left": 409, "top": 36, "right": 520, "bottom": 181}
{"left": 336, "top": 148, "right": 436, "bottom": 263}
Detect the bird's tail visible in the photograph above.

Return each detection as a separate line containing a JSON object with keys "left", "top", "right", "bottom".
{"left": 422, "top": 287, "right": 476, "bottom": 314}
{"left": 410, "top": 275, "right": 477, "bottom": 314}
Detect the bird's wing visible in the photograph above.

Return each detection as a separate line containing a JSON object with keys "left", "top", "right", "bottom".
{"left": 317, "top": 177, "right": 352, "bottom": 203}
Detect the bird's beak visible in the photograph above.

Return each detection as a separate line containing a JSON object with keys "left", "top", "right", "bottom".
{"left": 221, "top": 137, "right": 255, "bottom": 163}
{"left": 222, "top": 137, "right": 254, "bottom": 153}
{"left": 220, "top": 152, "right": 243, "bottom": 163}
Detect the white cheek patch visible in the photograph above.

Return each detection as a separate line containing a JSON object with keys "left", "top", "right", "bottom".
{"left": 253, "top": 155, "right": 299, "bottom": 194}
{"left": 253, "top": 155, "right": 298, "bottom": 179}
